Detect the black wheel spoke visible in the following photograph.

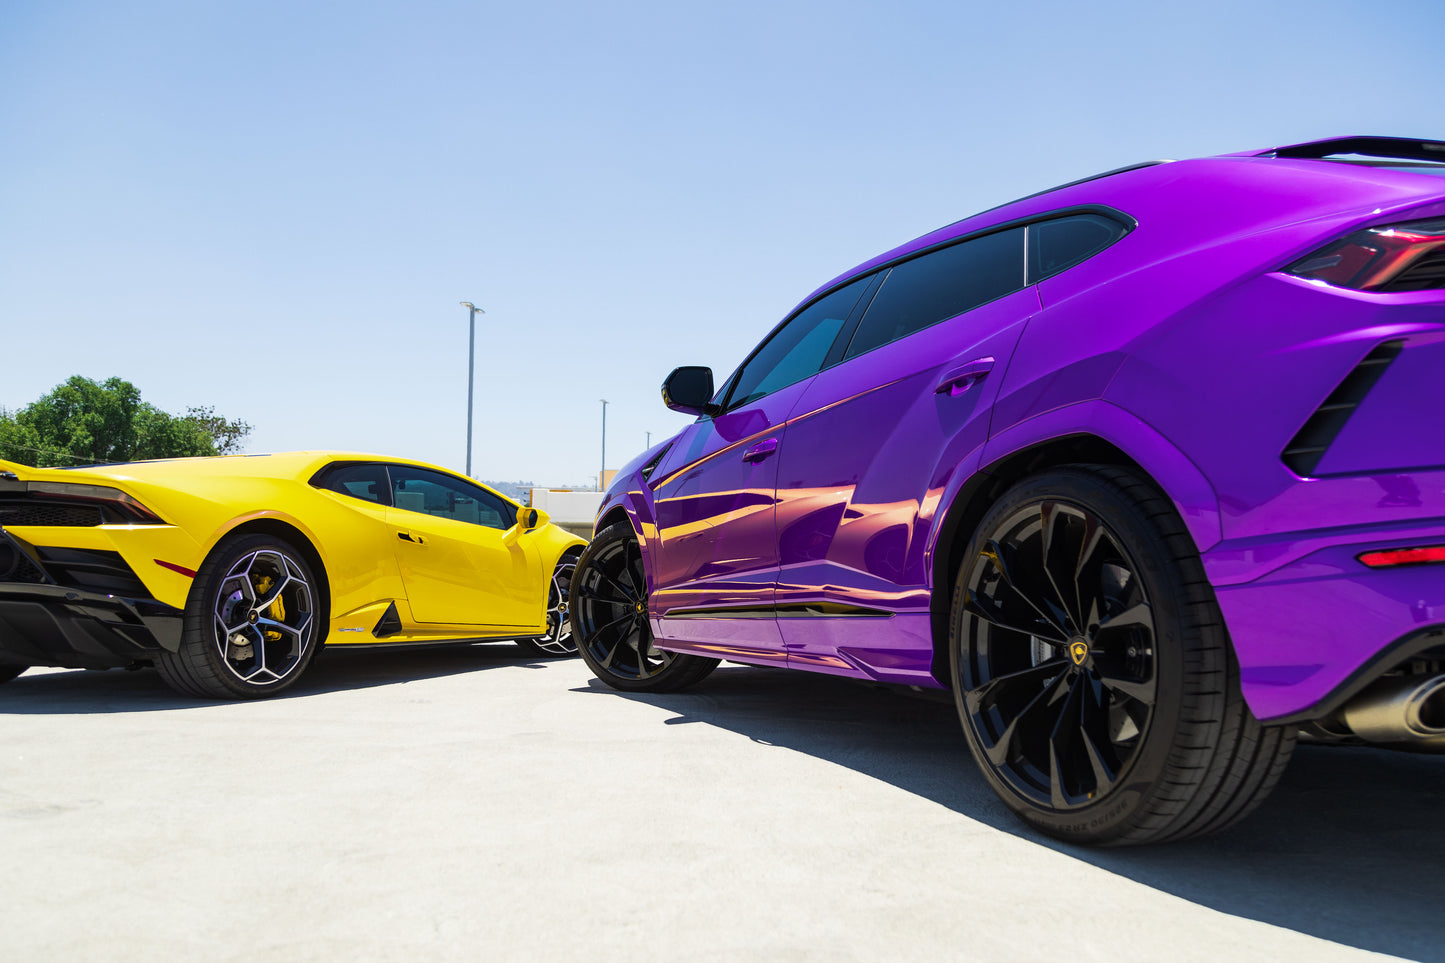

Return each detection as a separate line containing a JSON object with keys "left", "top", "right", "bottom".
{"left": 590, "top": 609, "right": 638, "bottom": 642}
{"left": 964, "top": 657, "right": 1068, "bottom": 715}
{"left": 983, "top": 669, "right": 1071, "bottom": 768}
{"left": 979, "top": 538, "right": 1071, "bottom": 638}
{"left": 1099, "top": 672, "right": 1154, "bottom": 706}
{"left": 1072, "top": 514, "right": 1110, "bottom": 630}
{"left": 963, "top": 590, "right": 1069, "bottom": 645}
{"left": 1096, "top": 601, "right": 1151, "bottom": 634}
{"left": 1077, "top": 675, "right": 1120, "bottom": 795}
{"left": 594, "top": 570, "right": 637, "bottom": 604}
{"left": 1039, "top": 502, "right": 1081, "bottom": 632}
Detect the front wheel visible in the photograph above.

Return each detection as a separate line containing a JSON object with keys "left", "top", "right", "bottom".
{"left": 515, "top": 550, "right": 582, "bottom": 658}
{"left": 156, "top": 534, "right": 322, "bottom": 700}
{"left": 951, "top": 465, "right": 1294, "bottom": 846}
{"left": 571, "top": 523, "right": 718, "bottom": 692}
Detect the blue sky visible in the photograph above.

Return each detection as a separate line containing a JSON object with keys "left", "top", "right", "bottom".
{"left": 2, "top": 0, "right": 1441, "bottom": 486}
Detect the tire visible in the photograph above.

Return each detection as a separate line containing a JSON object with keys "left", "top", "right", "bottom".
{"left": 0, "top": 664, "right": 26, "bottom": 684}
{"left": 515, "top": 549, "right": 582, "bottom": 658}
{"left": 950, "top": 465, "right": 1295, "bottom": 846}
{"left": 571, "top": 522, "right": 718, "bottom": 692}
{"left": 156, "top": 534, "right": 323, "bottom": 700}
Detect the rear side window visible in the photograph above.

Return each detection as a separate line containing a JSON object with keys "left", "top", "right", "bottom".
{"left": 1028, "top": 213, "right": 1128, "bottom": 282}
{"left": 314, "top": 463, "right": 390, "bottom": 505}
{"left": 843, "top": 227, "right": 1025, "bottom": 360}
{"left": 725, "top": 274, "right": 872, "bottom": 409}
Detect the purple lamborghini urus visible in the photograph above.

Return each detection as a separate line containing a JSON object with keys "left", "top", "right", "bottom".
{"left": 571, "top": 136, "right": 1445, "bottom": 846}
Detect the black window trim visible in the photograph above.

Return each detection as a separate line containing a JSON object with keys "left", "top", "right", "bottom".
{"left": 1023, "top": 209, "right": 1135, "bottom": 285}
{"left": 711, "top": 204, "right": 1135, "bottom": 415}
{"left": 310, "top": 461, "right": 395, "bottom": 508}
{"left": 311, "top": 460, "right": 521, "bottom": 518}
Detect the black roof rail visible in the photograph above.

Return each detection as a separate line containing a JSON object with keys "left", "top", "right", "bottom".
{"left": 940, "top": 159, "right": 1173, "bottom": 230}
{"left": 1265, "top": 136, "right": 1445, "bottom": 162}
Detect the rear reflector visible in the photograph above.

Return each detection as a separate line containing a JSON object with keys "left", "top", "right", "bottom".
{"left": 154, "top": 559, "right": 197, "bottom": 578}
{"left": 1358, "top": 545, "right": 1445, "bottom": 568}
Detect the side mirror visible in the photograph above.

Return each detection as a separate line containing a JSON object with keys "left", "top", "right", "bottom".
{"left": 516, "top": 506, "right": 547, "bottom": 531}
{"left": 505, "top": 506, "right": 548, "bottom": 546}
{"left": 661, "top": 366, "right": 719, "bottom": 416}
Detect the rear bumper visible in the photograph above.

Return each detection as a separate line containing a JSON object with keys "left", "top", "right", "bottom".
{"left": 1209, "top": 523, "right": 1445, "bottom": 722}
{"left": 0, "top": 583, "right": 183, "bottom": 669}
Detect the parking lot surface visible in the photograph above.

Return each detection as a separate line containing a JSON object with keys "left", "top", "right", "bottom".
{"left": 2, "top": 646, "right": 1442, "bottom": 961}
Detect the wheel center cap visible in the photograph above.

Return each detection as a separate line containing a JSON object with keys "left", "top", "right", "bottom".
{"left": 1068, "top": 638, "right": 1090, "bottom": 666}
{"left": 248, "top": 611, "right": 259, "bottom": 624}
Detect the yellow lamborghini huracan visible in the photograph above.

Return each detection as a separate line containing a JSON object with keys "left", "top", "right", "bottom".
{"left": 0, "top": 452, "right": 587, "bottom": 699}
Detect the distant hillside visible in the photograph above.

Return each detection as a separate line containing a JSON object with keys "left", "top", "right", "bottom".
{"left": 479, "top": 480, "right": 535, "bottom": 502}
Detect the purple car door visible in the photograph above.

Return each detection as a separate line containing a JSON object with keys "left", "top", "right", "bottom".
{"left": 647, "top": 276, "right": 875, "bottom": 662}
{"left": 772, "top": 227, "right": 1036, "bottom": 682}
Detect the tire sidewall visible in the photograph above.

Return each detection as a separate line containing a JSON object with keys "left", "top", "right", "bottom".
{"left": 951, "top": 469, "right": 1192, "bottom": 844}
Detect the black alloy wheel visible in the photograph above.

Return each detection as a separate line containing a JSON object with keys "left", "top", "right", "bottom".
{"left": 957, "top": 495, "right": 1158, "bottom": 811}
{"left": 571, "top": 523, "right": 717, "bottom": 692}
{"left": 952, "top": 465, "right": 1295, "bottom": 846}
{"left": 515, "top": 551, "right": 582, "bottom": 658}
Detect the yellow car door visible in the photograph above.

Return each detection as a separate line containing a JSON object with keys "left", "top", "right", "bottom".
{"left": 384, "top": 464, "right": 540, "bottom": 629}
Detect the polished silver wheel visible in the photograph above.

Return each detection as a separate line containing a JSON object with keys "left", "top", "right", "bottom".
{"left": 211, "top": 549, "right": 316, "bottom": 685}
{"left": 518, "top": 553, "right": 580, "bottom": 657}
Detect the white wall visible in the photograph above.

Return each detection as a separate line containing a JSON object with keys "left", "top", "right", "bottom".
{"left": 529, "top": 488, "right": 604, "bottom": 526}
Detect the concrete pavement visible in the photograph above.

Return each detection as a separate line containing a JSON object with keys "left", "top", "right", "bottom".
{"left": 2, "top": 646, "right": 1441, "bottom": 961}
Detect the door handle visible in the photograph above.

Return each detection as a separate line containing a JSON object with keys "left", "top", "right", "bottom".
{"left": 742, "top": 438, "right": 779, "bottom": 463}
{"left": 935, "top": 357, "right": 995, "bottom": 396}
{"left": 397, "top": 532, "right": 426, "bottom": 544}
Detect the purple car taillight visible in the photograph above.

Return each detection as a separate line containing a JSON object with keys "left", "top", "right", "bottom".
{"left": 1287, "top": 216, "right": 1445, "bottom": 291}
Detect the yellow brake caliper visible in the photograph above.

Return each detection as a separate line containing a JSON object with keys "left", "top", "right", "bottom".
{"left": 253, "top": 574, "right": 285, "bottom": 640}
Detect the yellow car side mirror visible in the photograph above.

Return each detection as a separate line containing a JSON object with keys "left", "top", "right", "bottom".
{"left": 504, "top": 506, "right": 550, "bottom": 545}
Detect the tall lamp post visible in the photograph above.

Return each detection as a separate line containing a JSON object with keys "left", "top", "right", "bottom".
{"left": 459, "top": 301, "right": 484, "bottom": 476}
{"left": 599, "top": 399, "right": 609, "bottom": 491}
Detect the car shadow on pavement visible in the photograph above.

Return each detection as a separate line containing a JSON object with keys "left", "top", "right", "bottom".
{"left": 584, "top": 663, "right": 1445, "bottom": 963}
{"left": 0, "top": 642, "right": 553, "bottom": 714}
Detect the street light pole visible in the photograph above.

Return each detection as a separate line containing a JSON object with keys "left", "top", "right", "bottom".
{"left": 645, "top": 430, "right": 652, "bottom": 448}
{"left": 459, "top": 301, "right": 484, "bottom": 476}
{"left": 599, "top": 399, "right": 609, "bottom": 491}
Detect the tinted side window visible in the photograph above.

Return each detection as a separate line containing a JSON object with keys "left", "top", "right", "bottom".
{"left": 725, "top": 275, "right": 872, "bottom": 409}
{"left": 314, "top": 463, "right": 390, "bottom": 505}
{"left": 844, "top": 227, "right": 1025, "bottom": 360}
{"left": 1028, "top": 214, "right": 1127, "bottom": 282}
{"left": 390, "top": 465, "right": 514, "bottom": 530}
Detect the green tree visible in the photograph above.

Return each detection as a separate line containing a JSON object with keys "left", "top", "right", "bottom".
{"left": 181, "top": 406, "right": 253, "bottom": 456}
{"left": 0, "top": 376, "right": 252, "bottom": 467}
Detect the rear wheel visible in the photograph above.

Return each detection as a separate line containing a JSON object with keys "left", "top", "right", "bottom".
{"left": 951, "top": 465, "right": 1294, "bottom": 846}
{"left": 572, "top": 523, "right": 718, "bottom": 692}
{"left": 0, "top": 664, "right": 26, "bottom": 683}
{"left": 515, "top": 550, "right": 582, "bottom": 658}
{"left": 156, "top": 534, "right": 322, "bottom": 700}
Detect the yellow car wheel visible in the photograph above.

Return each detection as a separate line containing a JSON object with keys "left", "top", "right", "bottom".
{"left": 515, "top": 550, "right": 582, "bottom": 658}
{"left": 156, "top": 534, "right": 322, "bottom": 700}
